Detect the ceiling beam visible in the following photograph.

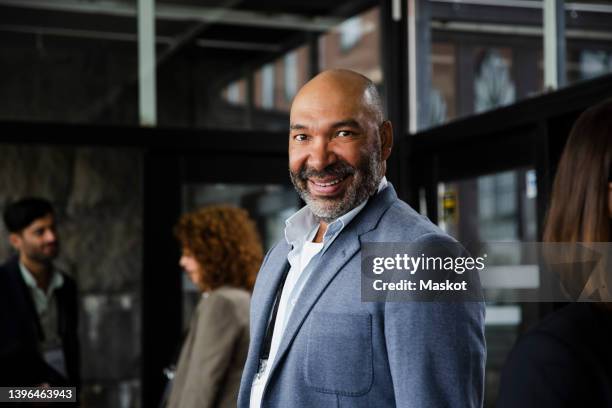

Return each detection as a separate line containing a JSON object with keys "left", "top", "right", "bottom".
{"left": 0, "top": 24, "right": 284, "bottom": 51}
{"left": 431, "top": 0, "right": 612, "bottom": 14}
{"left": 0, "top": 23, "right": 172, "bottom": 43}
{"left": 0, "top": 0, "right": 343, "bottom": 31}
{"left": 430, "top": 20, "right": 612, "bottom": 41}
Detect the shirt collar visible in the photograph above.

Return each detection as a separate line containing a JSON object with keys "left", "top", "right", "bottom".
{"left": 285, "top": 176, "right": 388, "bottom": 246}
{"left": 19, "top": 261, "right": 64, "bottom": 297}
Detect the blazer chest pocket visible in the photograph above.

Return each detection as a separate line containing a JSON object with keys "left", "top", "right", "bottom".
{"left": 305, "top": 311, "right": 373, "bottom": 396}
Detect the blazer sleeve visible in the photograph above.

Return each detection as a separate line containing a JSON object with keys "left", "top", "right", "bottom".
{"left": 179, "top": 292, "right": 246, "bottom": 408}
{"left": 384, "top": 234, "right": 486, "bottom": 408}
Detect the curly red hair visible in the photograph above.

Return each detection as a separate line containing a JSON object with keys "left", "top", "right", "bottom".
{"left": 174, "top": 205, "right": 263, "bottom": 291}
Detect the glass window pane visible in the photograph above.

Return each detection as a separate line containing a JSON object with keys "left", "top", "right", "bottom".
{"left": 206, "top": 43, "right": 311, "bottom": 130}
{"left": 565, "top": 1, "right": 612, "bottom": 85}
{"left": 261, "top": 64, "right": 275, "bottom": 109}
{"left": 474, "top": 49, "right": 516, "bottom": 114}
{"left": 423, "top": 1, "right": 546, "bottom": 130}
{"left": 430, "top": 42, "right": 455, "bottom": 126}
{"left": 319, "top": 7, "right": 383, "bottom": 84}
{"left": 339, "top": 16, "right": 363, "bottom": 51}
{"left": 284, "top": 51, "right": 299, "bottom": 101}
{"left": 222, "top": 79, "right": 247, "bottom": 106}
{"left": 0, "top": 7, "right": 137, "bottom": 125}
{"left": 437, "top": 168, "right": 537, "bottom": 407}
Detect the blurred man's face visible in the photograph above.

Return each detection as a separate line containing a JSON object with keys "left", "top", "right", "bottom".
{"left": 288, "top": 74, "right": 389, "bottom": 222}
{"left": 10, "top": 213, "right": 59, "bottom": 264}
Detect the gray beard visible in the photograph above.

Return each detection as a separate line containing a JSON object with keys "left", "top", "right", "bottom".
{"left": 290, "top": 150, "right": 383, "bottom": 223}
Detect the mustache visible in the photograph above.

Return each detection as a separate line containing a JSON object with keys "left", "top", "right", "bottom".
{"left": 297, "top": 160, "right": 356, "bottom": 180}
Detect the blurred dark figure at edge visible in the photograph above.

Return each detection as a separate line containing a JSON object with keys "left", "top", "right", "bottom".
{"left": 497, "top": 99, "right": 612, "bottom": 407}
{"left": 0, "top": 198, "right": 80, "bottom": 389}
{"left": 164, "top": 205, "right": 263, "bottom": 408}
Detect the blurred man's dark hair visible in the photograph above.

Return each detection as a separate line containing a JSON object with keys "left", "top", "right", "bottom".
{"left": 3, "top": 197, "right": 54, "bottom": 233}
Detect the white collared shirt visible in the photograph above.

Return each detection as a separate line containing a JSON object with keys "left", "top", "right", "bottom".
{"left": 19, "top": 262, "right": 64, "bottom": 317}
{"left": 250, "top": 177, "right": 388, "bottom": 407}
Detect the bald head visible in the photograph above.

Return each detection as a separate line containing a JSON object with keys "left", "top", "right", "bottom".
{"left": 291, "top": 69, "right": 384, "bottom": 124}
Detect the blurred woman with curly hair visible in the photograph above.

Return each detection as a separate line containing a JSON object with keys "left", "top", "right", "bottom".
{"left": 167, "top": 205, "right": 263, "bottom": 408}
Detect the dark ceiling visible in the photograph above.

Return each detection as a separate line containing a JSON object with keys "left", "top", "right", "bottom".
{"left": 0, "top": 0, "right": 377, "bottom": 86}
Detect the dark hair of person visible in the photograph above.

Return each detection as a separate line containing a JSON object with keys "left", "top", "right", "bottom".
{"left": 3, "top": 197, "right": 55, "bottom": 233}
{"left": 174, "top": 205, "right": 263, "bottom": 292}
{"left": 543, "top": 99, "right": 612, "bottom": 243}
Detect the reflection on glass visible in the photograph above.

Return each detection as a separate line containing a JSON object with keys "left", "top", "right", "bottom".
{"left": 422, "top": 0, "right": 612, "bottom": 130}
{"left": 437, "top": 169, "right": 537, "bottom": 408}
{"left": 261, "top": 64, "right": 275, "bottom": 109}
{"left": 219, "top": 44, "right": 309, "bottom": 122}
{"left": 428, "top": 88, "right": 448, "bottom": 127}
{"left": 319, "top": 7, "right": 382, "bottom": 84}
{"left": 474, "top": 50, "right": 516, "bottom": 114}
{"left": 424, "top": 2, "right": 552, "bottom": 130}
{"left": 430, "top": 42, "right": 455, "bottom": 126}
{"left": 226, "top": 80, "right": 244, "bottom": 105}
{"left": 284, "top": 51, "right": 299, "bottom": 101}
{"left": 217, "top": 5, "right": 383, "bottom": 124}
{"left": 339, "top": 16, "right": 363, "bottom": 51}
{"left": 478, "top": 172, "right": 518, "bottom": 240}
{"left": 579, "top": 50, "right": 612, "bottom": 80}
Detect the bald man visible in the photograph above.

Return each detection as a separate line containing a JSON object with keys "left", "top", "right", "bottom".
{"left": 238, "top": 70, "right": 485, "bottom": 408}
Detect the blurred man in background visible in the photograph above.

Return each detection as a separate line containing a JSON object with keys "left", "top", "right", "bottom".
{"left": 0, "top": 198, "right": 80, "bottom": 387}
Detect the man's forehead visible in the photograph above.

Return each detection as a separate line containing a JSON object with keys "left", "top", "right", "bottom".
{"left": 293, "top": 80, "right": 364, "bottom": 105}
{"left": 291, "top": 93, "right": 369, "bottom": 124}
{"left": 291, "top": 101, "right": 361, "bottom": 119}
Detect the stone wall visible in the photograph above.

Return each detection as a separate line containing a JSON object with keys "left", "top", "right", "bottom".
{"left": 0, "top": 144, "right": 143, "bottom": 408}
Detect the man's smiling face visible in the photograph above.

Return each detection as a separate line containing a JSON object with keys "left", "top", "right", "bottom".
{"left": 288, "top": 70, "right": 392, "bottom": 222}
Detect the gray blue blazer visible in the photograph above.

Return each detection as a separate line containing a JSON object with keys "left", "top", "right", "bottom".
{"left": 238, "top": 184, "right": 486, "bottom": 407}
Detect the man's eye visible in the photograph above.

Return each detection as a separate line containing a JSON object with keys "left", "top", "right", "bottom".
{"left": 337, "top": 130, "right": 353, "bottom": 137}
{"left": 293, "top": 134, "right": 308, "bottom": 141}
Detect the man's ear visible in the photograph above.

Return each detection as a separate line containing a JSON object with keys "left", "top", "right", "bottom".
{"left": 380, "top": 120, "right": 393, "bottom": 161}
{"left": 8, "top": 233, "right": 22, "bottom": 252}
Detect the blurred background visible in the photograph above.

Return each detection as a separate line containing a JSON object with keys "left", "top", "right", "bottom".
{"left": 0, "top": 0, "right": 611, "bottom": 406}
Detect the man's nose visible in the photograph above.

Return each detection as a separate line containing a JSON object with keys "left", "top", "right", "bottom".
{"left": 307, "top": 138, "right": 337, "bottom": 172}
{"left": 45, "top": 229, "right": 57, "bottom": 242}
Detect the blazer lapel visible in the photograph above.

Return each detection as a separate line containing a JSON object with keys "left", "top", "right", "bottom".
{"left": 6, "top": 256, "right": 44, "bottom": 341}
{"left": 267, "top": 184, "right": 399, "bottom": 379}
